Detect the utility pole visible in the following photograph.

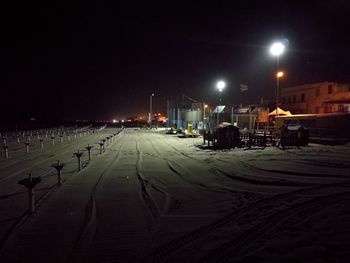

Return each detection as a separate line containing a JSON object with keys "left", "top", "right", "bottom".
{"left": 149, "top": 93, "right": 154, "bottom": 128}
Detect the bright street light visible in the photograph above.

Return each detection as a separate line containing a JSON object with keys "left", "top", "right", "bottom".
{"left": 270, "top": 42, "right": 285, "bottom": 57}
{"left": 270, "top": 41, "right": 286, "bottom": 117}
{"left": 215, "top": 80, "right": 226, "bottom": 126}
{"left": 216, "top": 80, "right": 226, "bottom": 92}
{"left": 276, "top": 71, "right": 284, "bottom": 78}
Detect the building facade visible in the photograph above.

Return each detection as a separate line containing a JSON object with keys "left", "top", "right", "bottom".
{"left": 280, "top": 81, "right": 350, "bottom": 114}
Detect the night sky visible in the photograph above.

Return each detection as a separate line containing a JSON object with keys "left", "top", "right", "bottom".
{"left": 2, "top": 1, "right": 350, "bottom": 122}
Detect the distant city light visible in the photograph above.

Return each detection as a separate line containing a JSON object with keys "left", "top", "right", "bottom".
{"left": 216, "top": 80, "right": 226, "bottom": 92}
{"left": 121, "top": 119, "right": 125, "bottom": 123}
{"left": 270, "top": 42, "right": 285, "bottom": 56}
{"left": 277, "top": 71, "right": 284, "bottom": 78}
{"left": 112, "top": 119, "right": 117, "bottom": 123}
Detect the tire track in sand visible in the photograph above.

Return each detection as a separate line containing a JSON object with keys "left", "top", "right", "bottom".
{"left": 198, "top": 190, "right": 350, "bottom": 262}
{"left": 143, "top": 183, "right": 350, "bottom": 263}
{"left": 68, "top": 129, "right": 124, "bottom": 261}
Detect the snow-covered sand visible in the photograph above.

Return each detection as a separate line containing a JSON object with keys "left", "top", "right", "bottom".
{"left": 0, "top": 128, "right": 349, "bottom": 262}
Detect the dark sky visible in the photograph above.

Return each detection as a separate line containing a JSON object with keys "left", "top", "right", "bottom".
{"left": 2, "top": 1, "right": 350, "bottom": 121}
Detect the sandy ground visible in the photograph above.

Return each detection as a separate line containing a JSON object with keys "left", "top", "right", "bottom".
{"left": 0, "top": 128, "right": 350, "bottom": 262}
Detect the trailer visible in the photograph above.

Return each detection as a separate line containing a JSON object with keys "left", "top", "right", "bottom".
{"left": 276, "top": 113, "right": 350, "bottom": 143}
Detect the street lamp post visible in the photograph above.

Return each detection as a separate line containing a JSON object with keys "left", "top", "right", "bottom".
{"left": 203, "top": 103, "right": 208, "bottom": 129}
{"left": 149, "top": 93, "right": 154, "bottom": 128}
{"left": 270, "top": 42, "right": 285, "bottom": 117}
{"left": 216, "top": 80, "right": 226, "bottom": 127}
{"left": 276, "top": 71, "right": 284, "bottom": 116}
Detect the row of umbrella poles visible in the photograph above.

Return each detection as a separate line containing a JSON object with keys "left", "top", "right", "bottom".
{"left": 1, "top": 125, "right": 94, "bottom": 145}
{"left": 17, "top": 128, "right": 123, "bottom": 214}
{"left": 1, "top": 128, "right": 102, "bottom": 159}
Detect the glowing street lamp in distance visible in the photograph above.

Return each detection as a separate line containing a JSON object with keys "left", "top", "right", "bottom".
{"left": 270, "top": 42, "right": 285, "bottom": 57}
{"left": 216, "top": 80, "right": 226, "bottom": 92}
{"left": 276, "top": 71, "right": 284, "bottom": 78}
{"left": 270, "top": 41, "right": 286, "bottom": 117}
{"left": 203, "top": 103, "right": 208, "bottom": 123}
{"left": 215, "top": 80, "right": 226, "bottom": 127}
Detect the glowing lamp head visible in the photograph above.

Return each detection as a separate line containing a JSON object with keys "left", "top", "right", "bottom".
{"left": 204, "top": 104, "right": 208, "bottom": 108}
{"left": 270, "top": 42, "right": 285, "bottom": 56}
{"left": 276, "top": 71, "right": 284, "bottom": 78}
{"left": 216, "top": 80, "right": 226, "bottom": 92}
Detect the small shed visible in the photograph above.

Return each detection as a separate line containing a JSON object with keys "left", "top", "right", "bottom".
{"left": 216, "top": 123, "right": 240, "bottom": 149}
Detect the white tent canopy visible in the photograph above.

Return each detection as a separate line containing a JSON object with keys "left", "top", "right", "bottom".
{"left": 268, "top": 107, "right": 292, "bottom": 116}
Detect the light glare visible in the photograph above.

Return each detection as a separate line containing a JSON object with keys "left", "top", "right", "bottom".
{"left": 270, "top": 42, "right": 285, "bottom": 56}
{"left": 277, "top": 71, "right": 284, "bottom": 78}
{"left": 216, "top": 80, "right": 226, "bottom": 92}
